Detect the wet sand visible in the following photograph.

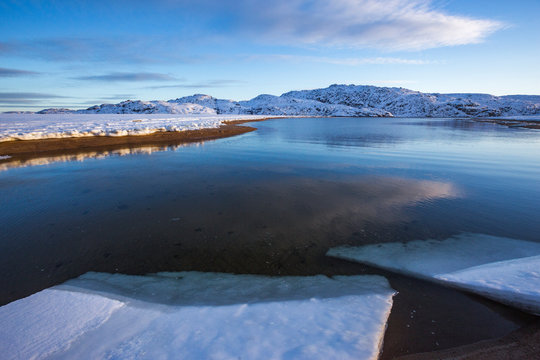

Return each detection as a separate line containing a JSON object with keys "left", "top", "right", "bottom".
{"left": 0, "top": 119, "right": 270, "bottom": 158}
{"left": 396, "top": 319, "right": 540, "bottom": 359}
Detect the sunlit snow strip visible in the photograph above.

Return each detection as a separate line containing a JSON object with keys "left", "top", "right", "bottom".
{"left": 437, "top": 255, "right": 540, "bottom": 315}
{"left": 0, "top": 272, "right": 395, "bottom": 360}
{"left": 0, "top": 289, "right": 124, "bottom": 360}
{"left": 0, "top": 114, "right": 273, "bottom": 142}
{"left": 327, "top": 233, "right": 540, "bottom": 314}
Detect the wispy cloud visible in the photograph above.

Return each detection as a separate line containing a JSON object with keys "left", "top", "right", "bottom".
{"left": 0, "top": 0, "right": 503, "bottom": 69}
{"left": 0, "top": 67, "right": 40, "bottom": 77}
{"left": 147, "top": 80, "right": 246, "bottom": 89}
{"left": 156, "top": 0, "right": 504, "bottom": 50}
{"left": 75, "top": 72, "right": 178, "bottom": 82}
{"left": 368, "top": 80, "right": 418, "bottom": 86}
{"left": 246, "top": 0, "right": 503, "bottom": 50}
{"left": 0, "top": 38, "right": 202, "bottom": 64}
{"left": 253, "top": 55, "right": 436, "bottom": 65}
{"left": 1, "top": 104, "right": 48, "bottom": 108}
{"left": 79, "top": 94, "right": 138, "bottom": 105}
{"left": 0, "top": 92, "right": 69, "bottom": 104}
{"left": 101, "top": 94, "right": 137, "bottom": 100}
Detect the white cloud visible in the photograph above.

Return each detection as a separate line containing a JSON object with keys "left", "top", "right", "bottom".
{"left": 178, "top": 0, "right": 503, "bottom": 51}
{"left": 258, "top": 55, "right": 435, "bottom": 65}
{"left": 258, "top": 0, "right": 502, "bottom": 50}
{"left": 368, "top": 80, "right": 418, "bottom": 86}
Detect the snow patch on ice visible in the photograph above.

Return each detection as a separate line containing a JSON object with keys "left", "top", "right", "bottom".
{"left": 437, "top": 255, "right": 540, "bottom": 315}
{"left": 0, "top": 289, "right": 124, "bottom": 360}
{"left": 0, "top": 272, "right": 395, "bottom": 360}
{"left": 327, "top": 233, "right": 540, "bottom": 314}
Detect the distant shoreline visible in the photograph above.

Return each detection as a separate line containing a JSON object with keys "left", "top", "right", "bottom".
{"left": 2, "top": 116, "right": 539, "bottom": 160}
{"left": 472, "top": 118, "right": 540, "bottom": 130}
{"left": 0, "top": 118, "right": 272, "bottom": 158}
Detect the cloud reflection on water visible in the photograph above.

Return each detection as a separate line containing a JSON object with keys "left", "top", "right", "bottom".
{"left": 0, "top": 171, "right": 461, "bottom": 305}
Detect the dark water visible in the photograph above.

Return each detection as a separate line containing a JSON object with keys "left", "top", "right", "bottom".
{"left": 1, "top": 117, "right": 540, "bottom": 357}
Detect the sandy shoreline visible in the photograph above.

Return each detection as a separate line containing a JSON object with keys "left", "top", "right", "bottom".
{"left": 0, "top": 118, "right": 272, "bottom": 158}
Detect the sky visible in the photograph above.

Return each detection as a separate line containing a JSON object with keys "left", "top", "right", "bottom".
{"left": 0, "top": 0, "right": 539, "bottom": 111}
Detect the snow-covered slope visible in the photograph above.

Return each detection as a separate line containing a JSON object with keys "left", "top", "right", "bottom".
{"left": 79, "top": 100, "right": 215, "bottom": 114}
{"left": 0, "top": 272, "right": 395, "bottom": 360}
{"left": 284, "top": 85, "right": 540, "bottom": 117}
{"left": 239, "top": 94, "right": 389, "bottom": 116}
{"left": 327, "top": 233, "right": 540, "bottom": 315}
{"left": 34, "top": 84, "right": 540, "bottom": 117}
{"left": 167, "top": 93, "right": 387, "bottom": 116}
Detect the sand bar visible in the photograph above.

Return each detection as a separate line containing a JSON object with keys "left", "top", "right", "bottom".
{"left": 0, "top": 118, "right": 273, "bottom": 158}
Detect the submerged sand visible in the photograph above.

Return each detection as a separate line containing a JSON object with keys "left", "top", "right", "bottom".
{"left": 396, "top": 320, "right": 540, "bottom": 359}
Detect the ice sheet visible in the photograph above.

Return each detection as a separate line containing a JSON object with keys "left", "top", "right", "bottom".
{"left": 437, "top": 255, "right": 540, "bottom": 315}
{"left": 0, "top": 113, "right": 274, "bottom": 142}
{"left": 327, "top": 233, "right": 540, "bottom": 314}
{"left": 0, "top": 289, "right": 124, "bottom": 360}
{"left": 0, "top": 272, "right": 395, "bottom": 360}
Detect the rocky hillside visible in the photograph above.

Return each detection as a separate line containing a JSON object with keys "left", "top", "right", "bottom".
{"left": 37, "top": 84, "right": 540, "bottom": 117}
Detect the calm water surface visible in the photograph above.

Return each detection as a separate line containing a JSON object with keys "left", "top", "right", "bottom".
{"left": 1, "top": 117, "right": 539, "bottom": 357}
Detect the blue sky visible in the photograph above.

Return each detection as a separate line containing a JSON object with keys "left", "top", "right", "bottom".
{"left": 1, "top": 0, "right": 539, "bottom": 111}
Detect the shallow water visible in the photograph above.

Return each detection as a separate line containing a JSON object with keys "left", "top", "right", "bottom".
{"left": 1, "top": 117, "right": 540, "bottom": 357}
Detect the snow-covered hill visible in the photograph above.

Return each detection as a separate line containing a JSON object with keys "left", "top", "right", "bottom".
{"left": 36, "top": 85, "right": 540, "bottom": 118}
{"left": 283, "top": 85, "right": 540, "bottom": 117}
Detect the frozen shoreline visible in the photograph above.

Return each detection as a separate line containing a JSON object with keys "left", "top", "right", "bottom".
{"left": 328, "top": 233, "right": 540, "bottom": 315}
{"left": 0, "top": 272, "right": 395, "bottom": 360}
{"left": 0, "top": 114, "right": 277, "bottom": 142}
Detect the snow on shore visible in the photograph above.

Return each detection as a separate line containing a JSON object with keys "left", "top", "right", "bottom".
{"left": 327, "top": 233, "right": 540, "bottom": 315}
{"left": 0, "top": 272, "right": 395, "bottom": 360}
{"left": 0, "top": 113, "right": 274, "bottom": 142}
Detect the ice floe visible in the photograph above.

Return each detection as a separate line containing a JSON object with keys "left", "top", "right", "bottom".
{"left": 0, "top": 272, "right": 395, "bottom": 360}
{"left": 327, "top": 233, "right": 540, "bottom": 314}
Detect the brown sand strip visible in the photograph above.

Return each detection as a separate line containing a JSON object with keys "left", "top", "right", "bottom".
{"left": 396, "top": 319, "right": 540, "bottom": 360}
{"left": 0, "top": 119, "right": 271, "bottom": 158}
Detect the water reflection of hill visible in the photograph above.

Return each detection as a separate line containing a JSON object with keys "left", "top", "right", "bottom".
{"left": 0, "top": 142, "right": 205, "bottom": 171}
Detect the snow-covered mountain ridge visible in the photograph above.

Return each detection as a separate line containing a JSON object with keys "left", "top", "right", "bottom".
{"left": 37, "top": 84, "right": 540, "bottom": 118}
